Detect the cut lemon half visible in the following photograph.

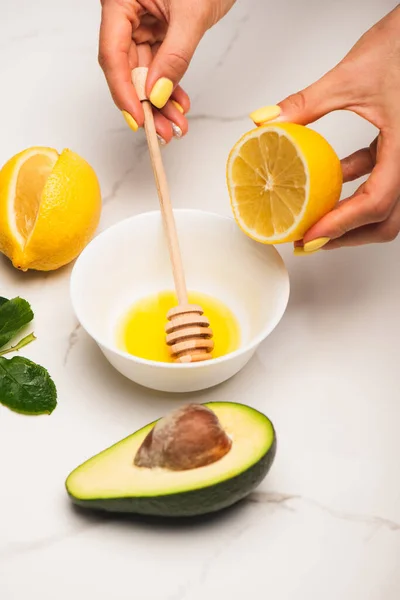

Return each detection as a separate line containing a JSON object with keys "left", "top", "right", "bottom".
{"left": 226, "top": 123, "right": 342, "bottom": 244}
{"left": 0, "top": 147, "right": 101, "bottom": 271}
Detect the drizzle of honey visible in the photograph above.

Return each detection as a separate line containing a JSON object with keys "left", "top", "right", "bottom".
{"left": 117, "top": 290, "right": 241, "bottom": 363}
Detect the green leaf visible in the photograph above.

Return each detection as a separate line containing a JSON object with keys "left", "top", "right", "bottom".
{"left": 0, "top": 356, "right": 57, "bottom": 415}
{"left": 0, "top": 297, "right": 9, "bottom": 307}
{"left": 0, "top": 297, "right": 34, "bottom": 350}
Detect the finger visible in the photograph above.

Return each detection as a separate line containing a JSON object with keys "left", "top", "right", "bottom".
{"left": 99, "top": 3, "right": 143, "bottom": 125}
{"left": 151, "top": 43, "right": 189, "bottom": 138}
{"left": 137, "top": 42, "right": 153, "bottom": 67}
{"left": 152, "top": 110, "right": 174, "bottom": 144}
{"left": 136, "top": 43, "right": 185, "bottom": 141}
{"left": 303, "top": 133, "right": 400, "bottom": 244}
{"left": 276, "top": 63, "right": 351, "bottom": 125}
{"left": 150, "top": 43, "right": 190, "bottom": 113}
{"left": 172, "top": 86, "right": 190, "bottom": 114}
{"left": 160, "top": 100, "right": 189, "bottom": 138}
{"left": 341, "top": 137, "right": 378, "bottom": 182}
{"left": 128, "top": 43, "right": 138, "bottom": 71}
{"left": 136, "top": 45, "right": 173, "bottom": 142}
{"left": 145, "top": 7, "right": 208, "bottom": 107}
{"left": 133, "top": 20, "right": 168, "bottom": 45}
{"left": 324, "top": 199, "right": 400, "bottom": 249}
{"left": 341, "top": 148, "right": 374, "bottom": 183}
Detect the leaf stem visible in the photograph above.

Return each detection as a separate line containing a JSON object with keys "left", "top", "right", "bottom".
{"left": 0, "top": 333, "right": 36, "bottom": 356}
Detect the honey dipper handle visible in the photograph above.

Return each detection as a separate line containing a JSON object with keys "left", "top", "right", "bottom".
{"left": 131, "top": 66, "right": 188, "bottom": 306}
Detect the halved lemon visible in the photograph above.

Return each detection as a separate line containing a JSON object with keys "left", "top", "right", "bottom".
{"left": 0, "top": 147, "right": 101, "bottom": 271}
{"left": 226, "top": 123, "right": 342, "bottom": 244}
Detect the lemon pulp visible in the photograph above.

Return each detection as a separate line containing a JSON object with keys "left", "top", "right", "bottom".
{"left": 117, "top": 291, "right": 241, "bottom": 363}
{"left": 15, "top": 153, "right": 57, "bottom": 241}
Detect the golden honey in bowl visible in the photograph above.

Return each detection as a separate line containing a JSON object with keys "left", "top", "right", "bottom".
{"left": 117, "top": 290, "right": 241, "bottom": 363}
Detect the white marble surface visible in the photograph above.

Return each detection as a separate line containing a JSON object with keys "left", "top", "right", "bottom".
{"left": 1, "top": 0, "right": 400, "bottom": 598}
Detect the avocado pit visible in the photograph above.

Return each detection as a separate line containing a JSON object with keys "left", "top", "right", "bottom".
{"left": 134, "top": 404, "right": 232, "bottom": 471}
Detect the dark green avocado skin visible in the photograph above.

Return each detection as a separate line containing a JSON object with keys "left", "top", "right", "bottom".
{"left": 68, "top": 435, "right": 277, "bottom": 518}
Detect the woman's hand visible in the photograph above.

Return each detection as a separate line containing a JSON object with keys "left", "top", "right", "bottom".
{"left": 99, "top": 0, "right": 235, "bottom": 144}
{"left": 252, "top": 6, "right": 400, "bottom": 253}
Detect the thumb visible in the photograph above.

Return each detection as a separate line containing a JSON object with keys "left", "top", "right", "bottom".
{"left": 252, "top": 66, "right": 349, "bottom": 126}
{"left": 278, "top": 66, "right": 349, "bottom": 124}
{"left": 145, "top": 12, "right": 207, "bottom": 108}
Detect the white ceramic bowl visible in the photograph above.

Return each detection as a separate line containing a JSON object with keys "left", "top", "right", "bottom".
{"left": 70, "top": 209, "right": 290, "bottom": 393}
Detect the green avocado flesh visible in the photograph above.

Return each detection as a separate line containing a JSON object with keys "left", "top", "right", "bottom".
{"left": 66, "top": 402, "right": 276, "bottom": 517}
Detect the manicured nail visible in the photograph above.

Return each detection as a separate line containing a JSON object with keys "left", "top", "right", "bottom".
{"left": 149, "top": 78, "right": 174, "bottom": 109}
{"left": 121, "top": 110, "right": 138, "bottom": 132}
{"left": 171, "top": 100, "right": 184, "bottom": 114}
{"left": 293, "top": 247, "right": 318, "bottom": 256}
{"left": 171, "top": 123, "right": 182, "bottom": 138}
{"left": 303, "top": 237, "right": 330, "bottom": 253}
{"left": 157, "top": 134, "right": 166, "bottom": 146}
{"left": 249, "top": 105, "right": 282, "bottom": 126}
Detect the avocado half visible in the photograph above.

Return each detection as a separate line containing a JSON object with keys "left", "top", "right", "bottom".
{"left": 66, "top": 402, "right": 277, "bottom": 518}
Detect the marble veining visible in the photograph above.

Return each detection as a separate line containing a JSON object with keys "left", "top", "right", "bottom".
{"left": 63, "top": 323, "right": 82, "bottom": 366}
{"left": 215, "top": 14, "right": 250, "bottom": 70}
{"left": 1, "top": 488, "right": 399, "bottom": 567}
{"left": 249, "top": 492, "right": 400, "bottom": 532}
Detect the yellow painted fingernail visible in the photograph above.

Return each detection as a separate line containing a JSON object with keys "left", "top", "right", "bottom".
{"left": 149, "top": 78, "right": 174, "bottom": 109}
{"left": 293, "top": 247, "right": 318, "bottom": 256}
{"left": 122, "top": 110, "right": 138, "bottom": 132}
{"left": 171, "top": 100, "right": 184, "bottom": 114}
{"left": 303, "top": 237, "right": 330, "bottom": 252}
{"left": 249, "top": 105, "right": 282, "bottom": 126}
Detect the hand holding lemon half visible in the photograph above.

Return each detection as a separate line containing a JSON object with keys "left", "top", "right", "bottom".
{"left": 0, "top": 147, "right": 101, "bottom": 271}
{"left": 226, "top": 117, "right": 342, "bottom": 248}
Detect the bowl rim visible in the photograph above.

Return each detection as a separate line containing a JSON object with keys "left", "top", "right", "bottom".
{"left": 70, "top": 208, "right": 290, "bottom": 370}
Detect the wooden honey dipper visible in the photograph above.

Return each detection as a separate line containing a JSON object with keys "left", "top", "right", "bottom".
{"left": 132, "top": 65, "right": 214, "bottom": 363}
